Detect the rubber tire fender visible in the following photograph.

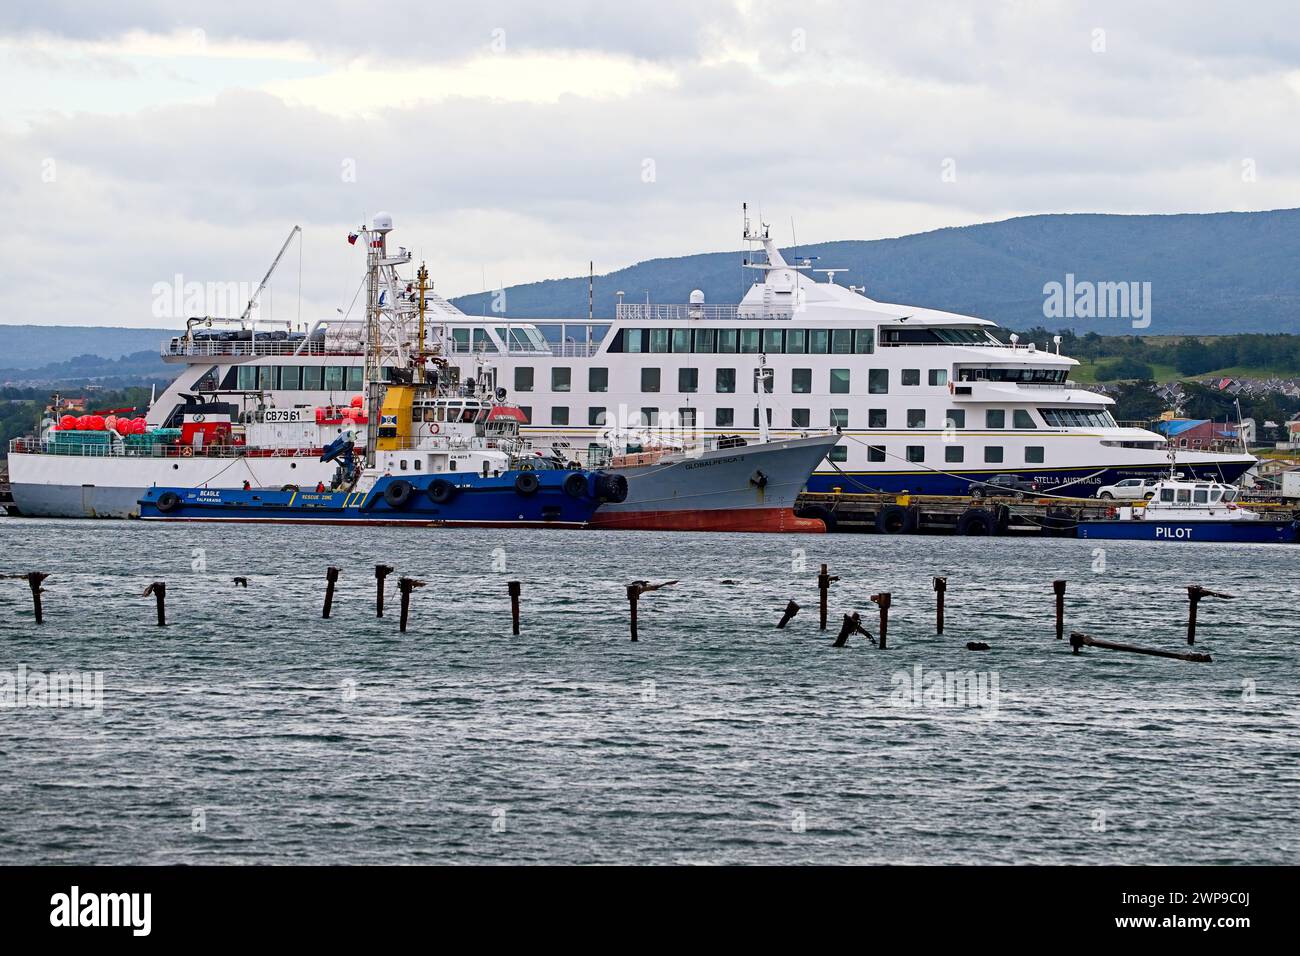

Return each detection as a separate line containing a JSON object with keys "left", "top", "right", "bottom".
{"left": 956, "top": 508, "right": 997, "bottom": 536}
{"left": 427, "top": 478, "right": 455, "bottom": 505}
{"left": 514, "top": 472, "right": 541, "bottom": 496}
{"left": 876, "top": 504, "right": 915, "bottom": 534}
{"left": 562, "top": 472, "right": 589, "bottom": 499}
{"left": 156, "top": 491, "right": 181, "bottom": 513}
{"left": 384, "top": 479, "right": 413, "bottom": 508}
{"left": 595, "top": 472, "right": 628, "bottom": 503}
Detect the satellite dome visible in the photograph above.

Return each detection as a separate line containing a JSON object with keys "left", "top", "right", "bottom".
{"left": 372, "top": 212, "right": 394, "bottom": 233}
{"left": 689, "top": 289, "right": 705, "bottom": 304}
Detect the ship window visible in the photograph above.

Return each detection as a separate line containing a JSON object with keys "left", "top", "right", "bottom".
{"left": 764, "top": 328, "right": 784, "bottom": 353}
{"left": 739, "top": 329, "right": 761, "bottom": 353}
{"left": 449, "top": 460, "right": 457, "bottom": 471}
{"left": 792, "top": 369, "right": 812, "bottom": 394}
{"left": 679, "top": 368, "right": 699, "bottom": 393}
{"left": 717, "top": 329, "right": 738, "bottom": 353}
{"left": 1209, "top": 489, "right": 1223, "bottom": 502}
{"left": 753, "top": 408, "right": 773, "bottom": 427}
{"left": 786, "top": 329, "right": 807, "bottom": 353}
{"left": 716, "top": 408, "right": 734, "bottom": 427}
{"left": 901, "top": 369, "right": 920, "bottom": 386}
{"left": 830, "top": 369, "right": 850, "bottom": 394}
{"left": 868, "top": 369, "right": 888, "bottom": 394}
{"left": 1013, "top": 409, "right": 1036, "bottom": 429}
{"left": 945, "top": 446, "right": 964, "bottom": 463}
{"left": 1160, "top": 489, "right": 1175, "bottom": 502}
{"left": 551, "top": 406, "right": 569, "bottom": 425}
{"left": 237, "top": 366, "right": 258, "bottom": 390}
{"left": 1177, "top": 488, "right": 1192, "bottom": 503}
{"left": 928, "top": 369, "right": 948, "bottom": 386}
{"left": 831, "top": 329, "right": 853, "bottom": 354}
{"left": 261, "top": 366, "right": 276, "bottom": 390}
{"left": 649, "top": 329, "right": 670, "bottom": 353}
{"left": 451, "top": 328, "right": 470, "bottom": 351}
{"left": 985, "top": 446, "right": 1004, "bottom": 463}
{"left": 641, "top": 368, "right": 660, "bottom": 392}
{"left": 986, "top": 409, "right": 1006, "bottom": 429}
{"left": 946, "top": 409, "right": 965, "bottom": 428}
{"left": 809, "top": 330, "right": 829, "bottom": 354}
{"left": 399, "top": 459, "right": 407, "bottom": 470}
{"left": 693, "top": 329, "right": 715, "bottom": 353}
{"left": 624, "top": 329, "right": 644, "bottom": 353}
{"left": 830, "top": 446, "right": 848, "bottom": 463}
{"left": 589, "top": 367, "right": 608, "bottom": 392}
{"left": 301, "top": 366, "right": 323, "bottom": 390}
{"left": 552, "top": 367, "right": 571, "bottom": 392}
{"left": 672, "top": 329, "right": 691, "bottom": 353}
{"left": 323, "top": 366, "right": 344, "bottom": 390}
{"left": 640, "top": 407, "right": 659, "bottom": 426}
{"left": 716, "top": 368, "right": 736, "bottom": 393}
{"left": 679, "top": 408, "right": 697, "bottom": 428}
{"left": 515, "top": 367, "right": 534, "bottom": 392}
{"left": 869, "top": 409, "right": 887, "bottom": 428}
{"left": 792, "top": 408, "right": 810, "bottom": 428}
{"left": 867, "top": 445, "right": 886, "bottom": 463}
{"left": 471, "top": 328, "right": 498, "bottom": 353}
{"left": 855, "top": 330, "right": 874, "bottom": 354}
{"left": 588, "top": 407, "right": 606, "bottom": 426}
{"left": 346, "top": 367, "right": 362, "bottom": 390}
{"left": 907, "top": 409, "right": 926, "bottom": 429}
{"left": 414, "top": 459, "right": 422, "bottom": 470}
{"left": 830, "top": 408, "right": 848, "bottom": 428}
{"left": 517, "top": 406, "right": 531, "bottom": 423}
{"left": 1025, "top": 446, "right": 1044, "bottom": 463}
{"left": 906, "top": 446, "right": 925, "bottom": 463}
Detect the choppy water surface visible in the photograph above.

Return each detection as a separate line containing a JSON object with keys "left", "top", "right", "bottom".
{"left": 0, "top": 518, "right": 1296, "bottom": 864}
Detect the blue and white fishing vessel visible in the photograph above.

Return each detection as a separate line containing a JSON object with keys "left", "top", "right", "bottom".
{"left": 1077, "top": 477, "right": 1299, "bottom": 543}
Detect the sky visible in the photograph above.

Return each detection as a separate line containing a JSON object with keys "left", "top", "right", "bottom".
{"left": 1, "top": 0, "right": 1298, "bottom": 328}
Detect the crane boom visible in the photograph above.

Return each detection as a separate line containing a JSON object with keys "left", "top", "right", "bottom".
{"left": 239, "top": 225, "right": 302, "bottom": 323}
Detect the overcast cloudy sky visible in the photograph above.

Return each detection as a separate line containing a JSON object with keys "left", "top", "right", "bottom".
{"left": 2, "top": 1, "right": 1298, "bottom": 328}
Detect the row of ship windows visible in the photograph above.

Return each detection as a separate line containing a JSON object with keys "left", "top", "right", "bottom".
{"left": 609, "top": 327, "right": 875, "bottom": 355}
{"left": 228, "top": 365, "right": 364, "bottom": 391}
{"left": 517, "top": 366, "right": 946, "bottom": 394}
{"left": 826, "top": 445, "right": 1047, "bottom": 465}
{"left": 516, "top": 406, "right": 1079, "bottom": 431}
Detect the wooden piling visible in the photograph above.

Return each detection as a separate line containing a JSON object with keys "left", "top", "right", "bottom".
{"left": 397, "top": 577, "right": 425, "bottom": 633}
{"left": 776, "top": 599, "right": 800, "bottom": 629}
{"left": 143, "top": 582, "right": 166, "bottom": 626}
{"left": 817, "top": 564, "right": 839, "bottom": 631}
{"left": 1053, "top": 579, "right": 1066, "bottom": 639}
{"left": 374, "top": 564, "right": 394, "bottom": 618}
{"left": 508, "top": 581, "right": 521, "bottom": 635}
{"left": 1186, "top": 585, "right": 1234, "bottom": 645}
{"left": 25, "top": 572, "right": 47, "bottom": 624}
{"left": 870, "top": 592, "right": 892, "bottom": 649}
{"left": 322, "top": 566, "right": 340, "bottom": 619}
{"left": 932, "top": 576, "right": 947, "bottom": 634}
{"left": 1070, "top": 630, "right": 1211, "bottom": 663}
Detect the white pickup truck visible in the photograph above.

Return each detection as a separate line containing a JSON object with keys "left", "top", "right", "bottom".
{"left": 1096, "top": 478, "right": 1160, "bottom": 500}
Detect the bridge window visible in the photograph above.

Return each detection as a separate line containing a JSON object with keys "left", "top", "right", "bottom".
{"left": 867, "top": 445, "right": 886, "bottom": 463}
{"left": 323, "top": 366, "right": 343, "bottom": 390}
{"left": 855, "top": 330, "right": 875, "bottom": 354}
{"left": 552, "top": 367, "right": 571, "bottom": 392}
{"left": 649, "top": 329, "right": 670, "bottom": 353}
{"left": 471, "top": 328, "right": 497, "bottom": 353}
{"left": 716, "top": 408, "right": 734, "bottom": 427}
{"left": 832, "top": 329, "right": 853, "bottom": 354}
{"left": 945, "top": 446, "right": 964, "bottom": 463}
{"left": 278, "top": 367, "right": 300, "bottom": 390}
{"left": 301, "top": 366, "right": 323, "bottom": 390}
{"left": 1025, "top": 446, "right": 1044, "bottom": 463}
{"left": 717, "top": 329, "right": 738, "bottom": 353}
{"left": 672, "top": 329, "right": 691, "bottom": 353}
{"left": 739, "top": 329, "right": 761, "bottom": 353}
{"left": 1013, "top": 409, "right": 1036, "bottom": 429}
{"left": 869, "top": 409, "right": 887, "bottom": 428}
{"left": 786, "top": 329, "right": 806, "bottom": 353}
{"left": 1039, "top": 408, "right": 1118, "bottom": 428}
{"left": 985, "top": 447, "right": 1004, "bottom": 463}
{"left": 830, "top": 369, "right": 850, "bottom": 394}
{"left": 347, "top": 367, "right": 363, "bottom": 390}
{"left": 641, "top": 368, "right": 660, "bottom": 392}
{"left": 868, "top": 369, "right": 889, "bottom": 394}
{"left": 986, "top": 409, "right": 1006, "bottom": 429}
{"left": 764, "top": 328, "right": 784, "bottom": 353}
{"left": 237, "top": 366, "right": 258, "bottom": 390}
{"left": 792, "top": 409, "right": 810, "bottom": 428}
{"left": 692, "top": 329, "right": 715, "bottom": 353}
{"left": 514, "top": 367, "right": 534, "bottom": 392}
{"left": 623, "top": 329, "right": 644, "bottom": 353}
{"left": 589, "top": 367, "right": 608, "bottom": 392}
{"left": 679, "top": 368, "right": 698, "bottom": 393}
{"left": 809, "top": 330, "right": 829, "bottom": 354}
{"left": 716, "top": 368, "right": 736, "bottom": 393}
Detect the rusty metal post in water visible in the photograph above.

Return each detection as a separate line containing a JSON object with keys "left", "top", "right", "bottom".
{"left": 508, "top": 581, "right": 521, "bottom": 635}
{"left": 777, "top": 600, "right": 800, "bottom": 629}
{"left": 143, "top": 582, "right": 166, "bottom": 626}
{"left": 397, "top": 577, "right": 425, "bottom": 633}
{"left": 26, "top": 572, "right": 47, "bottom": 624}
{"left": 1186, "top": 584, "right": 1235, "bottom": 645}
{"left": 817, "top": 564, "right": 839, "bottom": 631}
{"left": 1070, "top": 630, "right": 1212, "bottom": 663}
{"left": 322, "top": 566, "right": 340, "bottom": 619}
{"left": 1053, "top": 579, "right": 1066, "bottom": 640}
{"left": 375, "top": 564, "right": 394, "bottom": 618}
{"left": 870, "top": 592, "right": 891, "bottom": 649}
{"left": 933, "top": 576, "right": 947, "bottom": 634}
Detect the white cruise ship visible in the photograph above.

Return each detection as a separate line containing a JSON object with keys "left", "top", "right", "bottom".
{"left": 6, "top": 212, "right": 1255, "bottom": 517}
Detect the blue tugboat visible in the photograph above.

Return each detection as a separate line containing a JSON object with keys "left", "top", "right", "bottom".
{"left": 1077, "top": 477, "right": 1299, "bottom": 544}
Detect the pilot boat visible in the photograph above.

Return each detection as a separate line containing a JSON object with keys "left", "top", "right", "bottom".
{"left": 1076, "top": 477, "right": 1298, "bottom": 543}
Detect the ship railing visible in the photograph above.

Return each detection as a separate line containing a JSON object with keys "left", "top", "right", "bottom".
{"left": 162, "top": 338, "right": 365, "bottom": 358}
{"left": 440, "top": 341, "right": 601, "bottom": 358}
{"left": 7, "top": 438, "right": 323, "bottom": 459}
{"left": 615, "top": 303, "right": 795, "bottom": 322}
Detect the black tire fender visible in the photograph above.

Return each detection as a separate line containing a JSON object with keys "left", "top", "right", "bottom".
{"left": 427, "top": 478, "right": 455, "bottom": 505}
{"left": 876, "top": 504, "right": 916, "bottom": 534}
{"left": 562, "top": 472, "right": 588, "bottom": 499}
{"left": 956, "top": 508, "right": 997, "bottom": 535}
{"left": 156, "top": 491, "right": 181, "bottom": 513}
{"left": 514, "top": 472, "right": 541, "bottom": 496}
{"left": 384, "top": 479, "right": 413, "bottom": 508}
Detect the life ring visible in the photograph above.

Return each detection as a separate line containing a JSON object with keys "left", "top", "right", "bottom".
{"left": 429, "top": 422, "right": 440, "bottom": 435}
{"left": 180, "top": 446, "right": 194, "bottom": 457}
{"left": 156, "top": 491, "right": 181, "bottom": 513}
{"left": 193, "top": 413, "right": 205, "bottom": 423}
{"left": 562, "top": 472, "right": 588, "bottom": 499}
{"left": 281, "top": 483, "right": 299, "bottom": 492}
{"left": 514, "top": 472, "right": 541, "bottom": 496}
{"left": 427, "top": 478, "right": 455, "bottom": 504}
{"left": 956, "top": 508, "right": 997, "bottom": 535}
{"left": 384, "top": 479, "right": 413, "bottom": 508}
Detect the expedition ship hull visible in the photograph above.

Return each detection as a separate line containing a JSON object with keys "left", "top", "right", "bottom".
{"left": 588, "top": 433, "right": 838, "bottom": 533}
